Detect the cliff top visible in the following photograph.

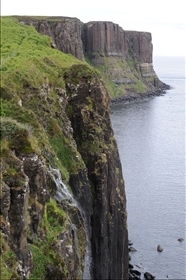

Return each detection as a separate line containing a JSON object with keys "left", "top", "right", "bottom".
{"left": 1, "top": 16, "right": 97, "bottom": 179}
{"left": 6, "top": 15, "right": 80, "bottom": 21}
{"left": 1, "top": 17, "right": 86, "bottom": 93}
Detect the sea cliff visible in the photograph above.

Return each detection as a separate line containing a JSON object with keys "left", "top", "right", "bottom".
{"left": 1, "top": 17, "right": 128, "bottom": 279}
{"left": 1, "top": 15, "right": 169, "bottom": 279}
{"left": 15, "top": 16, "right": 170, "bottom": 101}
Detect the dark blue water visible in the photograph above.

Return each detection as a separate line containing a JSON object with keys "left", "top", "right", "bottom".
{"left": 111, "top": 56, "right": 185, "bottom": 279}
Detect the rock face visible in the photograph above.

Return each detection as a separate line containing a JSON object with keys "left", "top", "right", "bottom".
{"left": 17, "top": 16, "right": 169, "bottom": 99}
{"left": 1, "top": 151, "right": 87, "bottom": 279}
{"left": 1, "top": 74, "right": 128, "bottom": 278}
{"left": 65, "top": 64, "right": 128, "bottom": 279}
{"left": 125, "top": 31, "right": 153, "bottom": 63}
{"left": 83, "top": 21, "right": 127, "bottom": 58}
{"left": 21, "top": 16, "right": 84, "bottom": 60}
{"left": 1, "top": 155, "right": 32, "bottom": 279}
{"left": 1, "top": 22, "right": 129, "bottom": 278}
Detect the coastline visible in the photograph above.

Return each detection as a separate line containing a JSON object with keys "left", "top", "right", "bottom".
{"left": 110, "top": 83, "right": 171, "bottom": 105}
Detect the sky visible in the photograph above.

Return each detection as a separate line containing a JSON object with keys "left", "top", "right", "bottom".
{"left": 1, "top": 0, "right": 186, "bottom": 57}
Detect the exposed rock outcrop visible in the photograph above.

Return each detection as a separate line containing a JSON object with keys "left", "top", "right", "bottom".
{"left": 125, "top": 31, "right": 152, "bottom": 63}
{"left": 1, "top": 69, "right": 129, "bottom": 278}
{"left": 65, "top": 64, "right": 128, "bottom": 279}
{"left": 20, "top": 16, "right": 84, "bottom": 60}
{"left": 16, "top": 16, "right": 170, "bottom": 100}
{"left": 83, "top": 21, "right": 127, "bottom": 58}
{"left": 1, "top": 151, "right": 87, "bottom": 279}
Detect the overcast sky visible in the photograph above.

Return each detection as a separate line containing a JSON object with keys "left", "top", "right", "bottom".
{"left": 1, "top": 0, "right": 185, "bottom": 57}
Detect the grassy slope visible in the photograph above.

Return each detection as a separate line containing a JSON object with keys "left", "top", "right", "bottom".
{"left": 0, "top": 17, "right": 89, "bottom": 279}
{"left": 2, "top": 16, "right": 147, "bottom": 99}
{"left": 0, "top": 16, "right": 88, "bottom": 175}
{"left": 1, "top": 17, "right": 82, "bottom": 92}
{"left": 85, "top": 55, "right": 147, "bottom": 98}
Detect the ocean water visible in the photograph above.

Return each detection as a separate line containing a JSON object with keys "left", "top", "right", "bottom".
{"left": 111, "top": 56, "right": 185, "bottom": 279}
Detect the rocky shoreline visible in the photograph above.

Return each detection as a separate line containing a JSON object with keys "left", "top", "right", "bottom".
{"left": 128, "top": 240, "right": 155, "bottom": 280}
{"left": 111, "top": 83, "right": 171, "bottom": 105}
{"left": 128, "top": 237, "right": 184, "bottom": 279}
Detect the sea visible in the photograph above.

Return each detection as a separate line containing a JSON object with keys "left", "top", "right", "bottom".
{"left": 111, "top": 56, "right": 185, "bottom": 279}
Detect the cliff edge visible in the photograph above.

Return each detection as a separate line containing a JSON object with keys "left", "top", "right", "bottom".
{"left": 0, "top": 17, "right": 128, "bottom": 279}
{"left": 15, "top": 16, "right": 170, "bottom": 101}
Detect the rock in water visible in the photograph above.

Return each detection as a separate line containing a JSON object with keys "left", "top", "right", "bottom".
{"left": 177, "top": 238, "right": 184, "bottom": 242}
{"left": 129, "top": 246, "right": 137, "bottom": 252}
{"left": 144, "top": 271, "right": 155, "bottom": 279}
{"left": 130, "top": 269, "right": 141, "bottom": 276}
{"left": 157, "top": 244, "right": 163, "bottom": 252}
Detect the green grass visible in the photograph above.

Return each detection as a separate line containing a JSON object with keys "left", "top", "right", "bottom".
{"left": 0, "top": 16, "right": 90, "bottom": 179}
{"left": 0, "top": 18, "right": 89, "bottom": 278}
{"left": 0, "top": 117, "right": 36, "bottom": 154}
{"left": 0, "top": 17, "right": 84, "bottom": 94}
{"left": 0, "top": 16, "right": 115, "bottom": 279}
{"left": 0, "top": 231, "right": 19, "bottom": 279}
{"left": 84, "top": 54, "right": 148, "bottom": 97}
{"left": 29, "top": 199, "right": 69, "bottom": 279}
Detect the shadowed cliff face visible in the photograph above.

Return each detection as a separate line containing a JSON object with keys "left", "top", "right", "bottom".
{"left": 65, "top": 65, "right": 129, "bottom": 279}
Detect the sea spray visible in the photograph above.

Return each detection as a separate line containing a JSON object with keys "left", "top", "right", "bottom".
{"left": 48, "top": 167, "right": 92, "bottom": 279}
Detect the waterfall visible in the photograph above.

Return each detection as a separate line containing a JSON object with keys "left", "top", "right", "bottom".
{"left": 82, "top": 234, "right": 92, "bottom": 280}
{"left": 48, "top": 167, "right": 75, "bottom": 204}
{"left": 48, "top": 167, "right": 92, "bottom": 279}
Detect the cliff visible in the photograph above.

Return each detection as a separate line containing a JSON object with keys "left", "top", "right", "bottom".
{"left": 14, "top": 16, "right": 170, "bottom": 100}
{"left": 83, "top": 21, "right": 169, "bottom": 99}
{"left": 18, "top": 16, "right": 84, "bottom": 61}
{"left": 0, "top": 17, "right": 128, "bottom": 279}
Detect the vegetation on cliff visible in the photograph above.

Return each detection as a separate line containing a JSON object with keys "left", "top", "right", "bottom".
{"left": 1, "top": 16, "right": 90, "bottom": 176}
{"left": 0, "top": 17, "right": 90, "bottom": 279}
{"left": 6, "top": 15, "right": 167, "bottom": 101}
{"left": 0, "top": 16, "right": 129, "bottom": 279}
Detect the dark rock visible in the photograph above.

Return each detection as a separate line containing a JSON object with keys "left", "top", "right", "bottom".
{"left": 66, "top": 65, "right": 129, "bottom": 279}
{"left": 125, "top": 31, "right": 152, "bottom": 63}
{"left": 83, "top": 21, "right": 127, "bottom": 58}
{"left": 144, "top": 271, "right": 155, "bottom": 279}
{"left": 129, "top": 263, "right": 134, "bottom": 269}
{"left": 129, "top": 246, "right": 137, "bottom": 252}
{"left": 129, "top": 271, "right": 141, "bottom": 280}
{"left": 177, "top": 238, "right": 184, "bottom": 242}
{"left": 130, "top": 269, "right": 141, "bottom": 276}
{"left": 157, "top": 244, "right": 163, "bottom": 252}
